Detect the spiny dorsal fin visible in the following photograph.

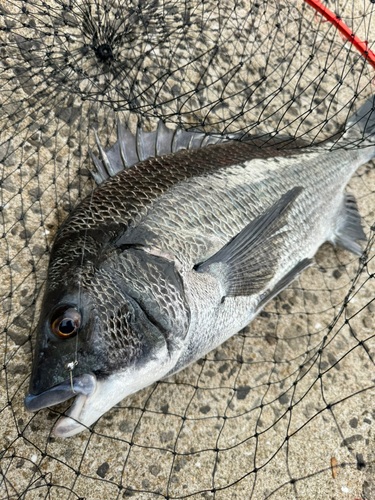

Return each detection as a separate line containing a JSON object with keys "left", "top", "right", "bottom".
{"left": 93, "top": 130, "right": 116, "bottom": 177}
{"left": 89, "top": 121, "right": 236, "bottom": 185}
{"left": 195, "top": 187, "right": 303, "bottom": 297}
{"left": 136, "top": 126, "right": 157, "bottom": 161}
{"left": 117, "top": 120, "right": 139, "bottom": 168}
{"left": 156, "top": 120, "right": 175, "bottom": 156}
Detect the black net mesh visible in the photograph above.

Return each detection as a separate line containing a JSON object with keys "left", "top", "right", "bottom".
{"left": 1, "top": 0, "right": 375, "bottom": 499}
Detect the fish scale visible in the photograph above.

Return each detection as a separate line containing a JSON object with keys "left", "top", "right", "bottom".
{"left": 24, "top": 97, "right": 375, "bottom": 437}
{"left": 123, "top": 147, "right": 369, "bottom": 271}
{"left": 57, "top": 141, "right": 308, "bottom": 239}
{"left": 167, "top": 147, "right": 374, "bottom": 373}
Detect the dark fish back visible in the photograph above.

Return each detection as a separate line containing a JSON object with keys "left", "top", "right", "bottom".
{"left": 57, "top": 141, "right": 304, "bottom": 243}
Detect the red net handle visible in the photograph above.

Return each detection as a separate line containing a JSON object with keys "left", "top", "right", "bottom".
{"left": 304, "top": 0, "right": 375, "bottom": 69}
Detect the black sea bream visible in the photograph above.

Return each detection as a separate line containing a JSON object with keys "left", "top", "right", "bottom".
{"left": 25, "top": 98, "right": 375, "bottom": 437}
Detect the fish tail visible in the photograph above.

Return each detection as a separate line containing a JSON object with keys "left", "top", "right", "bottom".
{"left": 342, "top": 95, "right": 375, "bottom": 147}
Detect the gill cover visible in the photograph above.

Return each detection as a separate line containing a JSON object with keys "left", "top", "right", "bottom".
{"left": 25, "top": 243, "right": 190, "bottom": 418}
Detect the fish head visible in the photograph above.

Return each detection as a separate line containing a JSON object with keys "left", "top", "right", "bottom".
{"left": 25, "top": 236, "right": 188, "bottom": 437}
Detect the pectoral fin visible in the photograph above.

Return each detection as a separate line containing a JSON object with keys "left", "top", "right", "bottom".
{"left": 195, "top": 187, "right": 303, "bottom": 297}
{"left": 256, "top": 258, "right": 313, "bottom": 311}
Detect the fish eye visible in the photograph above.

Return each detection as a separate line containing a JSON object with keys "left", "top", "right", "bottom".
{"left": 51, "top": 307, "right": 81, "bottom": 339}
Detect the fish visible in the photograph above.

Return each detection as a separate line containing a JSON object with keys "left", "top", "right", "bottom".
{"left": 24, "top": 97, "right": 375, "bottom": 437}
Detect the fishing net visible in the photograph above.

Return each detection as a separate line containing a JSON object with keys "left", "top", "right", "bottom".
{"left": 1, "top": 0, "right": 375, "bottom": 498}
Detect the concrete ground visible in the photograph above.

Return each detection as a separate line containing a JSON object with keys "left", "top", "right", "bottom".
{"left": 0, "top": 1, "right": 374, "bottom": 499}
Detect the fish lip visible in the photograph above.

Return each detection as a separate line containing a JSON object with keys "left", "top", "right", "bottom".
{"left": 53, "top": 395, "right": 89, "bottom": 438}
{"left": 24, "top": 373, "right": 97, "bottom": 413}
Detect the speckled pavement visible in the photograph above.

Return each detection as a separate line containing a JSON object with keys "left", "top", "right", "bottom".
{"left": 0, "top": 1, "right": 375, "bottom": 499}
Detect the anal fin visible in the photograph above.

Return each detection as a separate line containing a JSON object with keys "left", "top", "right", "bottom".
{"left": 256, "top": 258, "right": 313, "bottom": 311}
{"left": 334, "top": 193, "right": 366, "bottom": 256}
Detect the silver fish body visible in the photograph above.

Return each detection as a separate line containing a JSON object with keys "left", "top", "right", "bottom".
{"left": 24, "top": 98, "right": 375, "bottom": 437}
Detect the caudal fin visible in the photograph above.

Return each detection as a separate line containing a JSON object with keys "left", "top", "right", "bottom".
{"left": 342, "top": 95, "right": 375, "bottom": 147}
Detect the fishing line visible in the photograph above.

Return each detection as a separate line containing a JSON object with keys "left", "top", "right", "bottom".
{"left": 72, "top": 184, "right": 96, "bottom": 377}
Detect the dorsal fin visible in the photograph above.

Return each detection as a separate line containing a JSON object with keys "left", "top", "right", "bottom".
{"left": 89, "top": 121, "right": 237, "bottom": 185}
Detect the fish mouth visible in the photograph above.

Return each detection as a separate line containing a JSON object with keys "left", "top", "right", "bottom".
{"left": 24, "top": 373, "right": 97, "bottom": 434}
{"left": 24, "top": 346, "right": 175, "bottom": 438}
{"left": 25, "top": 370, "right": 119, "bottom": 438}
